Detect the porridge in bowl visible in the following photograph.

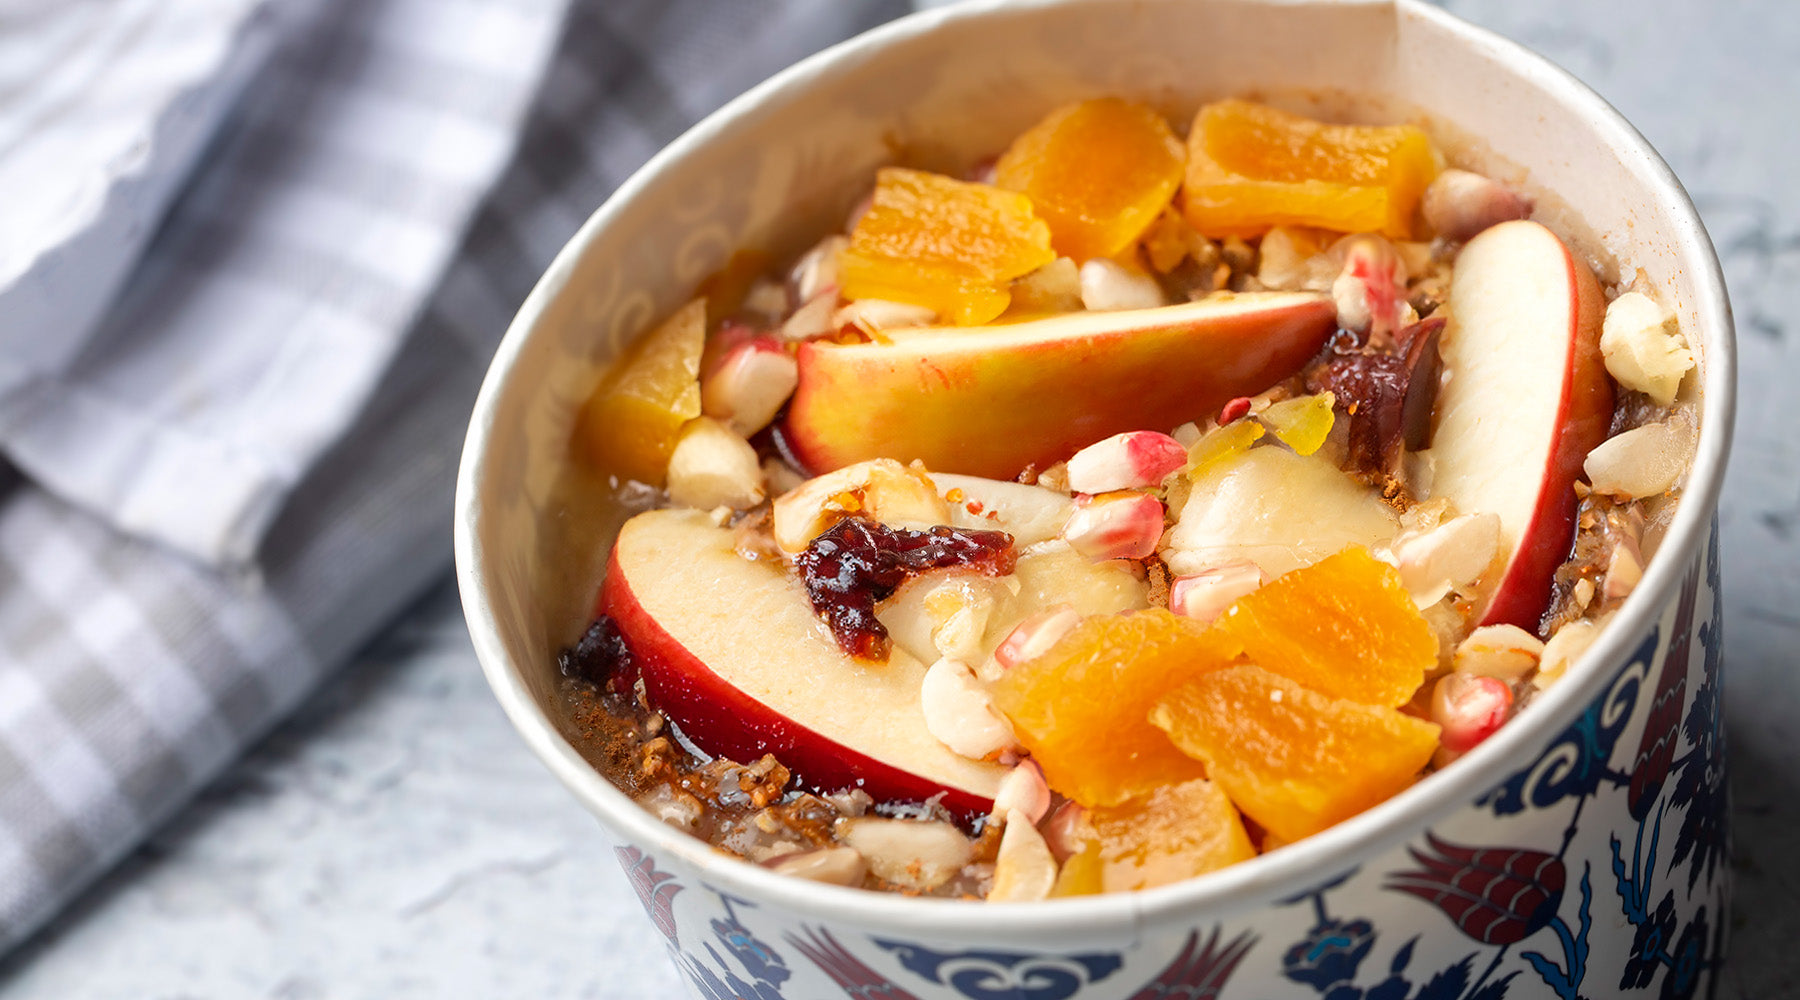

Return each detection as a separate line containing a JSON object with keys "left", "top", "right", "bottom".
{"left": 545, "top": 96, "right": 1697, "bottom": 902}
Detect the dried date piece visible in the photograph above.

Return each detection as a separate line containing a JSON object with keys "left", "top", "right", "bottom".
{"left": 558, "top": 615, "right": 636, "bottom": 694}
{"left": 797, "top": 517, "right": 1016, "bottom": 661}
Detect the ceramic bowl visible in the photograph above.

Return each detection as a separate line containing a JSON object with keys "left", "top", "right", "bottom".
{"left": 455, "top": 2, "right": 1736, "bottom": 997}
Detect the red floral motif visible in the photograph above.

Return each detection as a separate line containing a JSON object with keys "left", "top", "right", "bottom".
{"left": 787, "top": 927, "right": 923, "bottom": 1000}
{"left": 1386, "top": 834, "right": 1567, "bottom": 945}
{"left": 614, "top": 845, "right": 684, "bottom": 945}
{"left": 1126, "top": 928, "right": 1258, "bottom": 999}
{"left": 1628, "top": 562, "right": 1701, "bottom": 821}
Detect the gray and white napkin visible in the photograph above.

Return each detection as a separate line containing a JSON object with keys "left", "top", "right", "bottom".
{"left": 0, "top": 0, "right": 908, "bottom": 956}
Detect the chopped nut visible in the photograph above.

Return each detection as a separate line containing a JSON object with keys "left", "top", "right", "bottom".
{"left": 1536, "top": 618, "right": 1603, "bottom": 690}
{"left": 1600, "top": 291, "right": 1694, "bottom": 406}
{"left": 1584, "top": 421, "right": 1690, "bottom": 499}
{"left": 1453, "top": 624, "right": 1544, "bottom": 682}
{"left": 837, "top": 817, "right": 973, "bottom": 892}
{"left": 791, "top": 234, "right": 847, "bottom": 304}
{"left": 772, "top": 458, "right": 950, "bottom": 551}
{"left": 1079, "top": 258, "right": 1165, "bottom": 311}
{"left": 920, "top": 657, "right": 1017, "bottom": 760}
{"left": 989, "top": 760, "right": 1052, "bottom": 826}
{"left": 987, "top": 810, "right": 1058, "bottom": 902}
{"left": 701, "top": 336, "right": 799, "bottom": 436}
{"left": 1168, "top": 560, "right": 1264, "bottom": 623}
{"left": 1384, "top": 512, "right": 1501, "bottom": 607}
{"left": 666, "top": 417, "right": 765, "bottom": 511}
{"left": 1011, "top": 257, "right": 1084, "bottom": 314}
{"left": 835, "top": 298, "right": 937, "bottom": 336}
{"left": 779, "top": 291, "right": 839, "bottom": 341}
{"left": 764, "top": 846, "right": 868, "bottom": 886}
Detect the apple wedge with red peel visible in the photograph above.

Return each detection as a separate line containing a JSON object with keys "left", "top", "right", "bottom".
{"left": 600, "top": 508, "right": 1006, "bottom": 817}
{"left": 1428, "top": 220, "right": 1613, "bottom": 629}
{"left": 783, "top": 293, "right": 1337, "bottom": 480}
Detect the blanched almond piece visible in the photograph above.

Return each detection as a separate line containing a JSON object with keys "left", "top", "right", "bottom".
{"left": 921, "top": 657, "right": 1017, "bottom": 760}
{"left": 835, "top": 298, "right": 937, "bottom": 336}
{"left": 1385, "top": 512, "right": 1502, "bottom": 607}
{"left": 701, "top": 337, "right": 799, "bottom": 436}
{"left": 764, "top": 846, "right": 867, "bottom": 886}
{"left": 772, "top": 458, "right": 950, "bottom": 551}
{"left": 989, "top": 760, "right": 1051, "bottom": 826}
{"left": 666, "top": 418, "right": 765, "bottom": 511}
{"left": 1421, "top": 169, "right": 1533, "bottom": 243}
{"left": 780, "top": 291, "right": 839, "bottom": 341}
{"left": 1600, "top": 291, "right": 1693, "bottom": 406}
{"left": 1169, "top": 560, "right": 1264, "bottom": 623}
{"left": 1065, "top": 431, "right": 1188, "bottom": 494}
{"left": 1079, "top": 258, "right": 1165, "bottom": 311}
{"left": 1010, "top": 257, "right": 1084, "bottom": 314}
{"left": 1062, "top": 492, "right": 1164, "bottom": 562}
{"left": 1584, "top": 421, "right": 1689, "bottom": 499}
{"left": 791, "top": 234, "right": 847, "bottom": 304}
{"left": 987, "top": 810, "right": 1058, "bottom": 902}
{"left": 1536, "top": 618, "right": 1603, "bottom": 690}
{"left": 1453, "top": 623, "right": 1544, "bottom": 682}
{"left": 837, "top": 817, "right": 972, "bottom": 891}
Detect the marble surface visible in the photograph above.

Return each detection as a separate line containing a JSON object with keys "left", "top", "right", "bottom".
{"left": 4, "top": 1, "right": 1799, "bottom": 997}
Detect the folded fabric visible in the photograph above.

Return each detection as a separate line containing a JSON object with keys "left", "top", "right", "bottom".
{"left": 0, "top": 0, "right": 909, "bottom": 956}
{"left": 0, "top": 0, "right": 568, "bottom": 567}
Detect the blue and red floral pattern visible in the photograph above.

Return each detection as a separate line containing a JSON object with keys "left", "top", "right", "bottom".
{"left": 600, "top": 526, "right": 1728, "bottom": 1000}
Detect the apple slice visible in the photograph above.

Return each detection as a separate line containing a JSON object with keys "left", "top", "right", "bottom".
{"left": 600, "top": 508, "right": 1006, "bottom": 817}
{"left": 1428, "top": 221, "right": 1612, "bottom": 629}
{"left": 783, "top": 293, "right": 1337, "bottom": 479}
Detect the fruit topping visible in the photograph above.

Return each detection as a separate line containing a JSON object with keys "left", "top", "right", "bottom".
{"left": 1065, "top": 431, "right": 1188, "bottom": 493}
{"left": 1181, "top": 99, "right": 1439, "bottom": 239}
{"left": 574, "top": 297, "right": 705, "bottom": 485}
{"left": 1151, "top": 664, "right": 1441, "bottom": 842}
{"left": 1331, "top": 235, "right": 1412, "bottom": 341}
{"left": 795, "top": 517, "right": 1015, "bottom": 661}
{"left": 1060, "top": 491, "right": 1166, "bottom": 562}
{"left": 1420, "top": 169, "right": 1533, "bottom": 243}
{"left": 1206, "top": 546, "right": 1436, "bottom": 707}
{"left": 994, "top": 97, "right": 1187, "bottom": 261}
{"left": 701, "top": 335, "right": 799, "bottom": 437}
{"left": 839, "top": 167, "right": 1056, "bottom": 326}
{"left": 1429, "top": 672, "right": 1513, "bottom": 759}
{"left": 1168, "top": 560, "right": 1265, "bottom": 623}
{"left": 1076, "top": 779, "right": 1256, "bottom": 893}
{"left": 988, "top": 609, "right": 1227, "bottom": 807}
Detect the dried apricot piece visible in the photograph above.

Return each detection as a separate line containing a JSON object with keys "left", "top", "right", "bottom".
{"left": 988, "top": 609, "right": 1230, "bottom": 808}
{"left": 839, "top": 167, "right": 1055, "bottom": 326}
{"left": 1151, "top": 664, "right": 1441, "bottom": 843}
{"left": 1085, "top": 779, "right": 1256, "bottom": 892}
{"left": 573, "top": 297, "right": 705, "bottom": 485}
{"left": 1212, "top": 546, "right": 1435, "bottom": 707}
{"left": 1182, "top": 99, "right": 1439, "bottom": 239}
{"left": 994, "top": 98, "right": 1186, "bottom": 261}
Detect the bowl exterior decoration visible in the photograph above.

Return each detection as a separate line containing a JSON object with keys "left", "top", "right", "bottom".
{"left": 454, "top": 1, "right": 1735, "bottom": 998}
{"left": 598, "top": 531, "right": 1725, "bottom": 1000}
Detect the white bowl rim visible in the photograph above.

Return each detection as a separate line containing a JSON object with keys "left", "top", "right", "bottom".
{"left": 454, "top": 0, "right": 1736, "bottom": 943}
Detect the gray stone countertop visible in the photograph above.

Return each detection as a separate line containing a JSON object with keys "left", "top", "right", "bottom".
{"left": 3, "top": 1, "right": 1798, "bottom": 997}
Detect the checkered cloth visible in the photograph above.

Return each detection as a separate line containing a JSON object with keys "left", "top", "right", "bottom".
{"left": 0, "top": 0, "right": 907, "bottom": 955}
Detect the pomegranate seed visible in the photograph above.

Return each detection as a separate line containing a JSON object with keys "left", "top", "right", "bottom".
{"left": 1065, "top": 431, "right": 1188, "bottom": 494}
{"left": 1061, "top": 491, "right": 1164, "bottom": 562}
{"left": 1169, "top": 560, "right": 1265, "bottom": 623}
{"left": 993, "top": 606, "right": 1081, "bottom": 670}
{"left": 1432, "top": 672, "right": 1513, "bottom": 755}
{"left": 1218, "top": 396, "right": 1253, "bottom": 424}
{"left": 700, "top": 336, "right": 798, "bottom": 436}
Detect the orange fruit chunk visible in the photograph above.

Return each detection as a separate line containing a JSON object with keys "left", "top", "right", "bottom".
{"left": 1212, "top": 546, "right": 1435, "bottom": 707}
{"left": 1085, "top": 779, "right": 1256, "bottom": 892}
{"left": 840, "top": 167, "right": 1055, "bottom": 326}
{"left": 1182, "top": 99, "right": 1439, "bottom": 239}
{"left": 1151, "top": 664, "right": 1440, "bottom": 843}
{"left": 988, "top": 610, "right": 1228, "bottom": 808}
{"left": 994, "top": 97, "right": 1186, "bottom": 262}
{"left": 573, "top": 297, "right": 705, "bottom": 485}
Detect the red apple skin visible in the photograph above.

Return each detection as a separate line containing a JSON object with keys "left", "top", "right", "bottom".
{"left": 1435, "top": 221, "right": 1613, "bottom": 630}
{"left": 783, "top": 294, "right": 1337, "bottom": 479}
{"left": 598, "top": 513, "right": 1000, "bottom": 820}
